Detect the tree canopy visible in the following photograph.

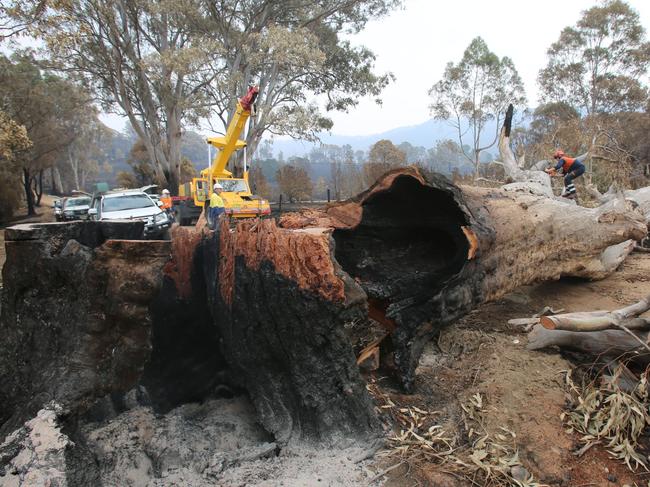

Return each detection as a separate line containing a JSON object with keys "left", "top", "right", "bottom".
{"left": 538, "top": 0, "right": 650, "bottom": 115}
{"left": 7, "top": 0, "right": 401, "bottom": 192}
{"left": 429, "top": 37, "right": 526, "bottom": 178}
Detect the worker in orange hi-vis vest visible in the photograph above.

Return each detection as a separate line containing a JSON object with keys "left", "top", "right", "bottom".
{"left": 160, "top": 189, "right": 172, "bottom": 209}
{"left": 545, "top": 150, "right": 586, "bottom": 199}
{"left": 160, "top": 188, "right": 176, "bottom": 223}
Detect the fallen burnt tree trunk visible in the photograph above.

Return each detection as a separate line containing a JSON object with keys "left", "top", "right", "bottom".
{"left": 0, "top": 168, "right": 646, "bottom": 452}
{"left": 194, "top": 167, "right": 646, "bottom": 445}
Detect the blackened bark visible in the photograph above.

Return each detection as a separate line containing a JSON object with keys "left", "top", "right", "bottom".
{"left": 0, "top": 221, "right": 167, "bottom": 436}
{"left": 35, "top": 169, "right": 44, "bottom": 206}
{"left": 202, "top": 228, "right": 381, "bottom": 447}
{"left": 504, "top": 103, "right": 514, "bottom": 138}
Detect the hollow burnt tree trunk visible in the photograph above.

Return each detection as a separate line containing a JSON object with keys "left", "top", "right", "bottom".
{"left": 191, "top": 167, "right": 646, "bottom": 446}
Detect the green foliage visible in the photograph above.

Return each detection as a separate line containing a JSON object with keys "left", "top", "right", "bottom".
{"left": 363, "top": 139, "right": 406, "bottom": 186}
{"left": 0, "top": 110, "right": 31, "bottom": 162}
{"left": 368, "top": 139, "right": 406, "bottom": 166}
{"left": 538, "top": 0, "right": 650, "bottom": 114}
{"left": 249, "top": 166, "right": 272, "bottom": 200}
{"left": 429, "top": 37, "right": 526, "bottom": 178}
{"left": 127, "top": 139, "right": 158, "bottom": 187}
{"left": 115, "top": 171, "right": 139, "bottom": 189}
{"left": 0, "top": 110, "right": 31, "bottom": 220}
{"left": 200, "top": 0, "right": 400, "bottom": 154}
{"left": 0, "top": 52, "right": 95, "bottom": 214}
{"left": 6, "top": 0, "right": 401, "bottom": 191}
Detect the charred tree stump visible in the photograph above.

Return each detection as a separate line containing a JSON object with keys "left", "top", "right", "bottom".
{"left": 0, "top": 222, "right": 170, "bottom": 436}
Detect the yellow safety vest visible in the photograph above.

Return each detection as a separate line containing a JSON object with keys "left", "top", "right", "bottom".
{"left": 210, "top": 193, "right": 224, "bottom": 208}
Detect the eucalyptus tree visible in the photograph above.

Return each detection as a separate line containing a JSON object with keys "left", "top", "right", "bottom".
{"left": 428, "top": 37, "right": 526, "bottom": 178}
{"left": 538, "top": 0, "right": 649, "bottom": 115}
{"left": 7, "top": 0, "right": 400, "bottom": 191}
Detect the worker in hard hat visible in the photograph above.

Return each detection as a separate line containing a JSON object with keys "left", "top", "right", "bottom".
{"left": 545, "top": 150, "right": 586, "bottom": 199}
{"left": 208, "top": 182, "right": 225, "bottom": 229}
{"left": 160, "top": 189, "right": 172, "bottom": 209}
{"left": 160, "top": 189, "right": 175, "bottom": 223}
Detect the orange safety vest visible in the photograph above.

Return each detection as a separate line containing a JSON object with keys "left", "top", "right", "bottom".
{"left": 160, "top": 196, "right": 172, "bottom": 210}
{"left": 561, "top": 157, "right": 576, "bottom": 173}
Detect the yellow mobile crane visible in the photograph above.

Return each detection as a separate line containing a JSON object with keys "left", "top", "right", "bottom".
{"left": 177, "top": 86, "right": 270, "bottom": 222}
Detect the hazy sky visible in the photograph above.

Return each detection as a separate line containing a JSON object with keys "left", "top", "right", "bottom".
{"left": 99, "top": 0, "right": 650, "bottom": 137}
{"left": 324, "top": 0, "right": 650, "bottom": 135}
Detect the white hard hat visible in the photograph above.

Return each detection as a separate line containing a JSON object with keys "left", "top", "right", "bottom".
{"left": 213, "top": 183, "right": 223, "bottom": 190}
{"left": 162, "top": 189, "right": 170, "bottom": 194}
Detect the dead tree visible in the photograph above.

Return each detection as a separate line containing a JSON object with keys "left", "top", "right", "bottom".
{"left": 497, "top": 104, "right": 554, "bottom": 197}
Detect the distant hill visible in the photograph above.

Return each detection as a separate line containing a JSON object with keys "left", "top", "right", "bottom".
{"left": 93, "top": 117, "right": 500, "bottom": 186}
{"left": 270, "top": 118, "right": 499, "bottom": 157}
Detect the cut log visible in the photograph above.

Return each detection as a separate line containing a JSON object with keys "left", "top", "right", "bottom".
{"left": 527, "top": 325, "right": 650, "bottom": 364}
{"left": 540, "top": 294, "right": 650, "bottom": 331}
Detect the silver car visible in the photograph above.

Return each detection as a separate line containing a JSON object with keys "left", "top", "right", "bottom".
{"left": 88, "top": 190, "right": 170, "bottom": 239}
{"left": 61, "top": 196, "right": 91, "bottom": 221}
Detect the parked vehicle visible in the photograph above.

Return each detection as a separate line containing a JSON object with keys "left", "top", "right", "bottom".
{"left": 61, "top": 196, "right": 91, "bottom": 221}
{"left": 88, "top": 189, "right": 170, "bottom": 239}
{"left": 53, "top": 199, "right": 63, "bottom": 221}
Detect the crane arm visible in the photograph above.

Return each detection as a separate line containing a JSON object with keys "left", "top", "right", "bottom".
{"left": 206, "top": 86, "right": 259, "bottom": 182}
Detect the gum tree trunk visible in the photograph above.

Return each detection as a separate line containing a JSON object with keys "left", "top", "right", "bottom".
{"left": 190, "top": 167, "right": 646, "bottom": 444}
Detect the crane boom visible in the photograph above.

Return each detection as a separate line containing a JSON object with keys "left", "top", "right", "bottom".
{"left": 177, "top": 84, "right": 270, "bottom": 219}
{"left": 206, "top": 85, "right": 259, "bottom": 182}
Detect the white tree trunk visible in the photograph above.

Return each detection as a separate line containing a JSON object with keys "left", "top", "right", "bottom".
{"left": 497, "top": 105, "right": 554, "bottom": 197}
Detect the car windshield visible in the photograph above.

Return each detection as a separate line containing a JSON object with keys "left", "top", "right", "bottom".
{"left": 64, "top": 197, "right": 90, "bottom": 208}
{"left": 102, "top": 194, "right": 155, "bottom": 212}
{"left": 216, "top": 179, "right": 249, "bottom": 192}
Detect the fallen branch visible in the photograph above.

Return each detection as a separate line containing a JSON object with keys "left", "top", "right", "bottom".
{"left": 540, "top": 295, "right": 650, "bottom": 332}
{"left": 527, "top": 325, "right": 650, "bottom": 365}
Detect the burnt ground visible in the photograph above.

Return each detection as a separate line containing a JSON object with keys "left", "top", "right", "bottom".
{"left": 376, "top": 252, "right": 650, "bottom": 487}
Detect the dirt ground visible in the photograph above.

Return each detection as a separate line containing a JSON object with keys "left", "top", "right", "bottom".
{"left": 0, "top": 195, "right": 55, "bottom": 286}
{"left": 376, "top": 253, "right": 650, "bottom": 487}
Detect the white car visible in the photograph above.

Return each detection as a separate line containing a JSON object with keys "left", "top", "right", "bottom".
{"left": 61, "top": 196, "right": 91, "bottom": 221}
{"left": 88, "top": 190, "right": 170, "bottom": 239}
